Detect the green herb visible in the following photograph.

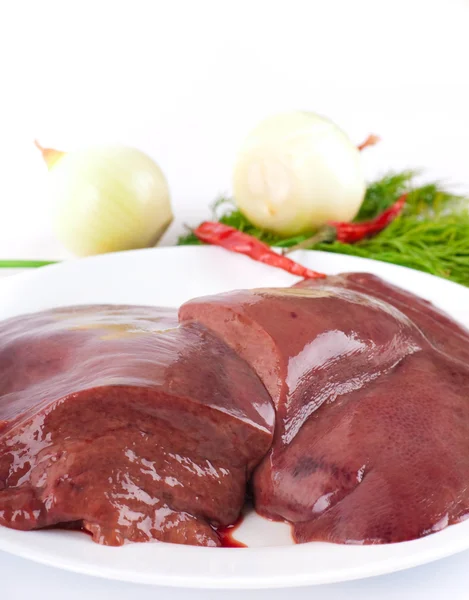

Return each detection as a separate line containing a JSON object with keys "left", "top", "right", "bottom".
{"left": 356, "top": 171, "right": 415, "bottom": 220}
{"left": 0, "top": 260, "right": 58, "bottom": 269}
{"left": 313, "top": 214, "right": 469, "bottom": 287}
{"left": 178, "top": 172, "right": 469, "bottom": 287}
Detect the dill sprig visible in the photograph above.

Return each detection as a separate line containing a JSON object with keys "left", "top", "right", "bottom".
{"left": 178, "top": 172, "right": 469, "bottom": 287}
{"left": 356, "top": 171, "right": 415, "bottom": 220}
{"left": 314, "top": 214, "right": 469, "bottom": 287}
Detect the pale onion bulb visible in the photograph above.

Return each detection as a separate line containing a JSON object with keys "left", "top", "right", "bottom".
{"left": 49, "top": 145, "right": 172, "bottom": 257}
{"left": 233, "top": 112, "right": 366, "bottom": 237}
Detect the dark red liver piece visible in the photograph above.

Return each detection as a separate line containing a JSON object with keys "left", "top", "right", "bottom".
{"left": 180, "top": 277, "right": 469, "bottom": 544}
{"left": 0, "top": 305, "right": 274, "bottom": 546}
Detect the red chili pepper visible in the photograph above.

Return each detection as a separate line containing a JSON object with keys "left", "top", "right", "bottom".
{"left": 194, "top": 222, "right": 326, "bottom": 279}
{"left": 284, "top": 194, "right": 407, "bottom": 254}
{"left": 329, "top": 194, "right": 407, "bottom": 243}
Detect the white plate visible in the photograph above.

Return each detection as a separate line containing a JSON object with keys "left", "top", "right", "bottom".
{"left": 0, "top": 246, "right": 469, "bottom": 589}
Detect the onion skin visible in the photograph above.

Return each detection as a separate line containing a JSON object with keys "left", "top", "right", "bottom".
{"left": 34, "top": 140, "right": 65, "bottom": 169}
{"left": 233, "top": 112, "right": 366, "bottom": 237}
{"left": 47, "top": 145, "right": 173, "bottom": 257}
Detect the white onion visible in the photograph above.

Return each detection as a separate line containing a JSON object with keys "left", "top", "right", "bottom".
{"left": 232, "top": 112, "right": 366, "bottom": 237}
{"left": 49, "top": 145, "right": 172, "bottom": 257}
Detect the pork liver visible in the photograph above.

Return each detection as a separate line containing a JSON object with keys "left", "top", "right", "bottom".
{"left": 181, "top": 278, "right": 469, "bottom": 544}
{"left": 0, "top": 305, "right": 274, "bottom": 546}
{"left": 4, "top": 272, "right": 469, "bottom": 548}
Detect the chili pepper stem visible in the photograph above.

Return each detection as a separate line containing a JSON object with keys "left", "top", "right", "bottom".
{"left": 283, "top": 227, "right": 337, "bottom": 254}
{"left": 183, "top": 224, "right": 196, "bottom": 235}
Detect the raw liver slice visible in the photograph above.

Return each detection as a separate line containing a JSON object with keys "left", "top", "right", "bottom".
{"left": 180, "top": 278, "right": 469, "bottom": 544}
{"left": 0, "top": 305, "right": 274, "bottom": 546}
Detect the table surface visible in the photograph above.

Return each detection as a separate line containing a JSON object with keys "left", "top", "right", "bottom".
{"left": 2, "top": 0, "right": 469, "bottom": 597}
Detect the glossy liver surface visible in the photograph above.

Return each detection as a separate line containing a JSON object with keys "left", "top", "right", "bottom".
{"left": 3, "top": 271, "right": 469, "bottom": 548}
{"left": 0, "top": 305, "right": 274, "bottom": 546}
{"left": 181, "top": 275, "right": 469, "bottom": 544}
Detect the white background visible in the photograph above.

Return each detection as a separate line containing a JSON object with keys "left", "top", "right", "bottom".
{"left": 1, "top": 0, "right": 469, "bottom": 597}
